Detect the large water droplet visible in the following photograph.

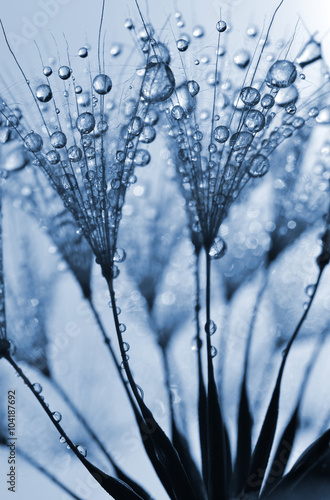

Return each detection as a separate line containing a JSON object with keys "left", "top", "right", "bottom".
{"left": 140, "top": 125, "right": 156, "bottom": 143}
{"left": 214, "top": 126, "right": 229, "bottom": 143}
{"left": 209, "top": 237, "right": 227, "bottom": 259}
{"left": 187, "top": 80, "right": 200, "bottom": 97}
{"left": 266, "top": 60, "right": 297, "bottom": 88}
{"left": 176, "top": 38, "right": 189, "bottom": 52}
{"left": 76, "top": 112, "right": 95, "bottom": 134}
{"left": 58, "top": 66, "right": 71, "bottom": 80}
{"left": 244, "top": 109, "right": 265, "bottom": 132}
{"left": 93, "top": 74, "right": 112, "bottom": 95}
{"left": 296, "top": 38, "right": 322, "bottom": 68}
{"left": 68, "top": 146, "right": 82, "bottom": 162}
{"left": 114, "top": 248, "right": 126, "bottom": 263}
{"left": 261, "top": 94, "right": 275, "bottom": 109}
{"left": 50, "top": 131, "right": 67, "bottom": 149}
{"left": 24, "top": 133, "right": 43, "bottom": 152}
{"left": 133, "top": 149, "right": 150, "bottom": 167}
{"left": 275, "top": 85, "right": 298, "bottom": 107}
{"left": 78, "top": 47, "right": 88, "bottom": 58}
{"left": 240, "top": 87, "right": 260, "bottom": 106}
{"left": 43, "top": 66, "right": 52, "bottom": 77}
{"left": 233, "top": 50, "right": 250, "bottom": 68}
{"left": 171, "top": 105, "right": 185, "bottom": 120}
{"left": 4, "top": 149, "right": 28, "bottom": 172}
{"left": 230, "top": 131, "right": 253, "bottom": 150}
{"left": 46, "top": 150, "right": 60, "bottom": 164}
{"left": 36, "top": 84, "right": 52, "bottom": 103}
{"left": 248, "top": 154, "right": 269, "bottom": 177}
{"left": 141, "top": 62, "right": 175, "bottom": 103}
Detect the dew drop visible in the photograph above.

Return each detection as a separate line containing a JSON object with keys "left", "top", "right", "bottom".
{"left": 78, "top": 47, "right": 88, "bottom": 58}
{"left": 36, "top": 84, "right": 52, "bottom": 103}
{"left": 171, "top": 105, "right": 185, "bottom": 120}
{"left": 209, "top": 237, "right": 227, "bottom": 259}
{"left": 50, "top": 131, "right": 67, "bottom": 149}
{"left": 93, "top": 74, "right": 112, "bottom": 95}
{"left": 24, "top": 132, "right": 43, "bottom": 152}
{"left": 191, "top": 336, "right": 202, "bottom": 351}
{"left": 230, "top": 131, "right": 253, "bottom": 150}
{"left": 136, "top": 385, "right": 144, "bottom": 400}
{"left": 275, "top": 85, "right": 298, "bottom": 107}
{"left": 216, "top": 20, "right": 227, "bottom": 32}
{"left": 316, "top": 106, "right": 330, "bottom": 125}
{"left": 244, "top": 110, "right": 265, "bottom": 132}
{"left": 33, "top": 383, "right": 42, "bottom": 394}
{"left": 140, "top": 125, "right": 156, "bottom": 144}
{"left": 58, "top": 66, "right": 71, "bottom": 80}
{"left": 214, "top": 126, "right": 229, "bottom": 143}
{"left": 114, "top": 248, "right": 126, "bottom": 262}
{"left": 68, "top": 146, "right": 82, "bottom": 162}
{"left": 233, "top": 50, "right": 250, "bottom": 68}
{"left": 124, "top": 18, "right": 134, "bottom": 30}
{"left": 119, "top": 324, "right": 126, "bottom": 333}
{"left": 141, "top": 62, "right": 175, "bottom": 103}
{"left": 205, "top": 320, "right": 217, "bottom": 335}
{"left": 248, "top": 154, "right": 269, "bottom": 178}
{"left": 176, "top": 38, "right": 189, "bottom": 52}
{"left": 52, "top": 411, "right": 62, "bottom": 422}
{"left": 77, "top": 445, "right": 87, "bottom": 457}
{"left": 305, "top": 284, "right": 315, "bottom": 297}
{"left": 4, "top": 149, "right": 28, "bottom": 172}
{"left": 46, "top": 149, "right": 60, "bottom": 165}
{"left": 261, "top": 93, "right": 275, "bottom": 109}
{"left": 110, "top": 44, "right": 121, "bottom": 57}
{"left": 59, "top": 436, "right": 66, "bottom": 444}
{"left": 192, "top": 25, "right": 204, "bottom": 38}
{"left": 296, "top": 38, "right": 322, "bottom": 68}
{"left": 133, "top": 149, "right": 151, "bottom": 167}
{"left": 240, "top": 87, "right": 260, "bottom": 106}
{"left": 266, "top": 60, "right": 297, "bottom": 88}
{"left": 76, "top": 112, "right": 95, "bottom": 134}
{"left": 43, "top": 66, "right": 52, "bottom": 77}
{"left": 75, "top": 85, "right": 82, "bottom": 94}
{"left": 123, "top": 342, "right": 130, "bottom": 352}
{"left": 211, "top": 346, "right": 218, "bottom": 358}
{"left": 187, "top": 80, "right": 200, "bottom": 97}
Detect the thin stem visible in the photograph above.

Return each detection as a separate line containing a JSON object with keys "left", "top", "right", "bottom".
{"left": 161, "top": 347, "right": 175, "bottom": 436}
{"left": 4, "top": 355, "right": 102, "bottom": 486}
{"left": 18, "top": 448, "right": 82, "bottom": 500}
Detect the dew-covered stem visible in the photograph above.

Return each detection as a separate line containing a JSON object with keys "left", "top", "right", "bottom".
{"left": 3, "top": 355, "right": 107, "bottom": 491}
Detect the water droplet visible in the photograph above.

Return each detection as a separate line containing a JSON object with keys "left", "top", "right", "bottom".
{"left": 240, "top": 87, "right": 260, "bottom": 106}
{"left": 214, "top": 126, "right": 229, "bottom": 143}
{"left": 97, "top": 120, "right": 108, "bottom": 133}
{"left": 216, "top": 20, "right": 227, "bottom": 32}
{"left": 119, "top": 324, "right": 126, "bottom": 333}
{"left": 33, "top": 383, "right": 42, "bottom": 394}
{"left": 4, "top": 149, "right": 28, "bottom": 172}
{"left": 192, "top": 25, "right": 204, "bottom": 38}
{"left": 191, "top": 336, "right": 202, "bottom": 351}
{"left": 114, "top": 248, "right": 126, "bottom": 262}
{"left": 58, "top": 66, "right": 71, "bottom": 80}
{"left": 266, "top": 60, "right": 297, "bottom": 88}
{"left": 244, "top": 110, "right": 265, "bottom": 132}
{"left": 123, "top": 342, "right": 130, "bottom": 352}
{"left": 187, "top": 80, "right": 200, "bottom": 97}
{"left": 209, "top": 237, "right": 227, "bottom": 259}
{"left": 211, "top": 346, "right": 218, "bottom": 358}
{"left": 50, "top": 131, "right": 67, "bottom": 149}
{"left": 133, "top": 149, "right": 150, "bottom": 167}
{"left": 248, "top": 154, "right": 269, "bottom": 177}
{"left": 93, "top": 74, "right": 112, "bottom": 95}
{"left": 233, "top": 50, "right": 250, "bottom": 68}
{"left": 78, "top": 47, "right": 88, "bottom": 58}
{"left": 230, "top": 131, "right": 253, "bottom": 150}
{"left": 205, "top": 320, "right": 217, "bottom": 335}
{"left": 296, "top": 38, "right": 322, "bottom": 68}
{"left": 124, "top": 18, "right": 134, "bottom": 30}
{"left": 136, "top": 385, "right": 144, "bottom": 399}
{"left": 68, "top": 146, "right": 82, "bottom": 162}
{"left": 171, "top": 105, "right": 185, "bottom": 120}
{"left": 305, "top": 284, "right": 315, "bottom": 297}
{"left": 275, "top": 85, "right": 298, "bottom": 107}
{"left": 36, "top": 84, "right": 52, "bottom": 103}
{"left": 141, "top": 62, "right": 175, "bottom": 103}
{"left": 140, "top": 125, "right": 156, "bottom": 143}
{"left": 316, "top": 106, "right": 330, "bottom": 125}
{"left": 261, "top": 94, "right": 275, "bottom": 109}
{"left": 110, "top": 44, "right": 121, "bottom": 57}
{"left": 77, "top": 444, "right": 87, "bottom": 457}
{"left": 52, "top": 411, "right": 62, "bottom": 422}
{"left": 43, "top": 66, "right": 52, "bottom": 77}
{"left": 127, "top": 116, "right": 143, "bottom": 137}
{"left": 76, "top": 112, "right": 95, "bottom": 134}
{"left": 46, "top": 150, "right": 60, "bottom": 165}
{"left": 24, "top": 132, "right": 43, "bottom": 152}
{"left": 246, "top": 25, "right": 258, "bottom": 37}
{"left": 176, "top": 38, "right": 189, "bottom": 52}
{"left": 59, "top": 436, "right": 66, "bottom": 444}
{"left": 75, "top": 85, "right": 82, "bottom": 94}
